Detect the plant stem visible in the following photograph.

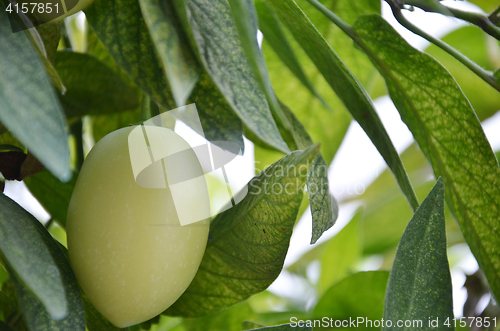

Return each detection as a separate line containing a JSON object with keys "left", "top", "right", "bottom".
{"left": 70, "top": 118, "right": 84, "bottom": 172}
{"left": 304, "top": 0, "right": 358, "bottom": 41}
{"left": 405, "top": 0, "right": 500, "bottom": 40}
{"left": 140, "top": 94, "right": 160, "bottom": 123}
{"left": 386, "top": 0, "right": 500, "bottom": 92}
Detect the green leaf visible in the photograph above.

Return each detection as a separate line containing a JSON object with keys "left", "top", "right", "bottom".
{"left": 353, "top": 14, "right": 500, "bottom": 301}
{"left": 314, "top": 271, "right": 389, "bottom": 329}
{"left": 0, "top": 10, "right": 70, "bottom": 182}
{"left": 318, "top": 210, "right": 362, "bottom": 294}
{"left": 172, "top": 0, "right": 289, "bottom": 153}
{"left": 268, "top": 0, "right": 419, "bottom": 212}
{"left": 0, "top": 194, "right": 85, "bottom": 327}
{"left": 33, "top": 21, "right": 63, "bottom": 64}
{"left": 138, "top": 0, "right": 199, "bottom": 106}
{"left": 255, "top": 1, "right": 329, "bottom": 110}
{"left": 85, "top": 0, "right": 243, "bottom": 148}
{"left": 182, "top": 302, "right": 255, "bottom": 331}
{"left": 227, "top": 0, "right": 292, "bottom": 140}
{"left": 167, "top": 145, "right": 320, "bottom": 317}
{"left": 383, "top": 178, "right": 453, "bottom": 330}
{"left": 54, "top": 51, "right": 140, "bottom": 117}
{"left": 23, "top": 170, "right": 78, "bottom": 228}
{"left": 249, "top": 324, "right": 312, "bottom": 331}
{"left": 189, "top": 74, "right": 245, "bottom": 152}
{"left": 85, "top": 0, "right": 176, "bottom": 110}
{"left": 260, "top": 0, "right": 380, "bottom": 165}
{"left": 280, "top": 103, "right": 338, "bottom": 243}
{"left": 424, "top": 26, "right": 500, "bottom": 122}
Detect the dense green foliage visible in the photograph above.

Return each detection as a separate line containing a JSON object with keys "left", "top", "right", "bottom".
{"left": 1, "top": 0, "right": 500, "bottom": 330}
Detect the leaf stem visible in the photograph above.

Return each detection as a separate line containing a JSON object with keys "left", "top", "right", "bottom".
{"left": 386, "top": 0, "right": 500, "bottom": 92}
{"left": 405, "top": 0, "right": 500, "bottom": 40}
{"left": 139, "top": 94, "right": 160, "bottom": 123}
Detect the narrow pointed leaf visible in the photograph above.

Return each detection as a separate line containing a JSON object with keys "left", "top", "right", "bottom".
{"left": 255, "top": 0, "right": 329, "bottom": 111}
{"left": 0, "top": 10, "right": 70, "bottom": 182}
{"left": 268, "top": 0, "right": 419, "bottom": 212}
{"left": 226, "top": 0, "right": 291, "bottom": 135}
{"left": 280, "top": 103, "right": 338, "bottom": 243}
{"left": 167, "top": 145, "right": 320, "bottom": 317}
{"left": 0, "top": 194, "right": 84, "bottom": 326}
{"left": 138, "top": 0, "right": 199, "bottom": 106}
{"left": 172, "top": 0, "right": 289, "bottom": 153}
{"left": 383, "top": 178, "right": 453, "bottom": 330}
{"left": 353, "top": 14, "right": 500, "bottom": 301}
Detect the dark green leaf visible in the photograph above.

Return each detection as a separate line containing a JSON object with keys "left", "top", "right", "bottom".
{"left": 172, "top": 0, "right": 289, "bottom": 153}
{"left": 227, "top": 0, "right": 292, "bottom": 141}
{"left": 91, "top": 110, "right": 141, "bottom": 143}
{"left": 85, "top": 0, "right": 176, "bottom": 110}
{"left": 255, "top": 0, "right": 329, "bottom": 110}
{"left": 167, "top": 145, "right": 320, "bottom": 317}
{"left": 249, "top": 324, "right": 312, "bottom": 331}
{"left": 0, "top": 10, "right": 70, "bottom": 182}
{"left": 383, "top": 178, "right": 453, "bottom": 330}
{"left": 268, "top": 0, "right": 419, "bottom": 212}
{"left": 85, "top": 0, "right": 243, "bottom": 147}
{"left": 138, "top": 0, "right": 199, "bottom": 106}
{"left": 280, "top": 103, "right": 337, "bottom": 243}
{"left": 23, "top": 170, "right": 78, "bottom": 228}
{"left": 314, "top": 271, "right": 389, "bottom": 329}
{"left": 33, "top": 21, "right": 62, "bottom": 64}
{"left": 189, "top": 74, "right": 244, "bottom": 152}
{"left": 318, "top": 210, "right": 362, "bottom": 294}
{"left": 0, "top": 194, "right": 85, "bottom": 327}
{"left": 353, "top": 14, "right": 500, "bottom": 301}
{"left": 54, "top": 51, "right": 140, "bottom": 117}
{"left": 0, "top": 321, "right": 15, "bottom": 331}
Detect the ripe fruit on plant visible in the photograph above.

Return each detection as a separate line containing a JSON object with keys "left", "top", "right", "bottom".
{"left": 67, "top": 126, "right": 210, "bottom": 327}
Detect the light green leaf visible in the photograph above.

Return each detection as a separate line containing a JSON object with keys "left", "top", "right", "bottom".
{"left": 354, "top": 14, "right": 500, "bottom": 301}
{"left": 0, "top": 194, "right": 84, "bottom": 326}
{"left": 85, "top": 0, "right": 176, "bottom": 110}
{"left": 138, "top": 0, "right": 199, "bottom": 106}
{"left": 268, "top": 0, "right": 419, "bottom": 212}
{"left": 54, "top": 51, "right": 140, "bottom": 117}
{"left": 167, "top": 145, "right": 320, "bottom": 317}
{"left": 383, "top": 178, "right": 453, "bottom": 330}
{"left": 0, "top": 10, "right": 70, "bottom": 182}
{"left": 318, "top": 211, "right": 362, "bottom": 294}
{"left": 314, "top": 271, "right": 389, "bottom": 329}
{"left": 172, "top": 0, "right": 289, "bottom": 153}
{"left": 255, "top": 1, "right": 329, "bottom": 110}
{"left": 249, "top": 324, "right": 312, "bottom": 331}
{"left": 24, "top": 170, "right": 78, "bottom": 228}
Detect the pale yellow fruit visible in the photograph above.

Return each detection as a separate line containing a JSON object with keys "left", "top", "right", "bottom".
{"left": 67, "top": 126, "right": 209, "bottom": 327}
